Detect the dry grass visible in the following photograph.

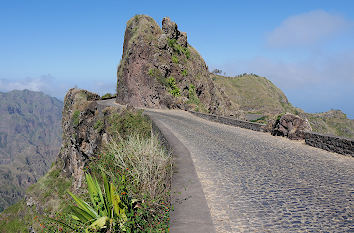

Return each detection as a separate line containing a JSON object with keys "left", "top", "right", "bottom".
{"left": 102, "top": 133, "right": 172, "bottom": 201}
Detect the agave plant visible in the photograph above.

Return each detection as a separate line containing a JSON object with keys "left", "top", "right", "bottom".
{"left": 68, "top": 172, "right": 136, "bottom": 232}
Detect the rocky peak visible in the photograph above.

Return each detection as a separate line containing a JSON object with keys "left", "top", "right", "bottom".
{"left": 162, "top": 17, "right": 178, "bottom": 38}
{"left": 161, "top": 17, "right": 187, "bottom": 47}
{"left": 116, "top": 15, "right": 236, "bottom": 115}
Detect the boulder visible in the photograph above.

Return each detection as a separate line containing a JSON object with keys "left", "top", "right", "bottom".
{"left": 270, "top": 113, "right": 312, "bottom": 140}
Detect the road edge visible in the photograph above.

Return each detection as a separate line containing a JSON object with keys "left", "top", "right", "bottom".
{"left": 145, "top": 111, "right": 216, "bottom": 233}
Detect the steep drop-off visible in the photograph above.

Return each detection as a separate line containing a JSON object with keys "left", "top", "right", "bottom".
{"left": 0, "top": 89, "right": 157, "bottom": 232}
{"left": 0, "top": 90, "right": 62, "bottom": 212}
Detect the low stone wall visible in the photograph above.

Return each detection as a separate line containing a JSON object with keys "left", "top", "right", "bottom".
{"left": 189, "top": 110, "right": 354, "bottom": 157}
{"left": 304, "top": 132, "right": 354, "bottom": 156}
{"left": 189, "top": 111, "right": 266, "bottom": 132}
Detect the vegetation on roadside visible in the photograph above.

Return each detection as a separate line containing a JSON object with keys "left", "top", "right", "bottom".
{"left": 107, "top": 110, "right": 151, "bottom": 139}
{"left": 101, "top": 93, "right": 113, "bottom": 99}
{"left": 0, "top": 108, "right": 173, "bottom": 232}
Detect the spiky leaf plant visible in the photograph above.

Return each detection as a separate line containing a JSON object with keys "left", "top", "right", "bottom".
{"left": 68, "top": 173, "right": 136, "bottom": 232}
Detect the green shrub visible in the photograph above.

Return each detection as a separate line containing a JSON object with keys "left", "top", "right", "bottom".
{"left": 147, "top": 68, "right": 154, "bottom": 76}
{"left": 96, "top": 134, "right": 172, "bottom": 201}
{"left": 72, "top": 110, "right": 80, "bottom": 127}
{"left": 172, "top": 55, "right": 179, "bottom": 64}
{"left": 66, "top": 173, "right": 137, "bottom": 232}
{"left": 276, "top": 113, "right": 285, "bottom": 121}
{"left": 187, "top": 84, "right": 200, "bottom": 105}
{"left": 182, "top": 69, "right": 188, "bottom": 77}
{"left": 86, "top": 134, "right": 172, "bottom": 232}
{"left": 167, "top": 77, "right": 181, "bottom": 97}
{"left": 107, "top": 110, "right": 151, "bottom": 139}
{"left": 101, "top": 93, "right": 112, "bottom": 99}
{"left": 94, "top": 119, "right": 104, "bottom": 132}
{"left": 168, "top": 39, "right": 190, "bottom": 59}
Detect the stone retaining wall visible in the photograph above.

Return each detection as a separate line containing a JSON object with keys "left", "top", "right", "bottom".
{"left": 189, "top": 111, "right": 266, "bottom": 132}
{"left": 304, "top": 132, "right": 354, "bottom": 156}
{"left": 189, "top": 110, "right": 354, "bottom": 157}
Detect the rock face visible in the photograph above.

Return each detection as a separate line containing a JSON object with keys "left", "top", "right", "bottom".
{"left": 58, "top": 88, "right": 102, "bottom": 190}
{"left": 270, "top": 113, "right": 312, "bottom": 140}
{"left": 116, "top": 15, "right": 236, "bottom": 115}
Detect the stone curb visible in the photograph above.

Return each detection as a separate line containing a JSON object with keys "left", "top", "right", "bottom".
{"left": 144, "top": 110, "right": 216, "bottom": 233}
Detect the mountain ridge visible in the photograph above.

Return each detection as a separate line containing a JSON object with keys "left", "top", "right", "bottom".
{"left": 0, "top": 89, "right": 63, "bottom": 211}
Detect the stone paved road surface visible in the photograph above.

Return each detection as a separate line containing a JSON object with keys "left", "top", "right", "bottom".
{"left": 145, "top": 109, "right": 354, "bottom": 233}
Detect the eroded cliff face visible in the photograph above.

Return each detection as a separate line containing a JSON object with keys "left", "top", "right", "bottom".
{"left": 57, "top": 88, "right": 102, "bottom": 190}
{"left": 0, "top": 90, "right": 62, "bottom": 212}
{"left": 116, "top": 15, "right": 238, "bottom": 116}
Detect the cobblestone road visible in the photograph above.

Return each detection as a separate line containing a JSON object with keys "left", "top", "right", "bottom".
{"left": 146, "top": 109, "right": 354, "bottom": 232}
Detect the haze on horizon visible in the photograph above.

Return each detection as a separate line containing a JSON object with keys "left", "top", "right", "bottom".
{"left": 0, "top": 0, "right": 353, "bottom": 118}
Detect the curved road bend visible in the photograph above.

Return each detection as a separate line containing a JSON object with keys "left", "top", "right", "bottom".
{"left": 144, "top": 109, "right": 353, "bottom": 233}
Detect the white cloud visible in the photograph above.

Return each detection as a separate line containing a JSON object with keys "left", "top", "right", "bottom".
{"left": 219, "top": 50, "right": 354, "bottom": 117}
{"left": 222, "top": 50, "right": 354, "bottom": 88}
{"left": 0, "top": 75, "right": 117, "bottom": 100}
{"left": 0, "top": 75, "right": 70, "bottom": 99}
{"left": 0, "top": 76, "right": 50, "bottom": 92}
{"left": 267, "top": 10, "right": 351, "bottom": 47}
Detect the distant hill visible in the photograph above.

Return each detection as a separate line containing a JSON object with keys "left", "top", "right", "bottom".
{"left": 213, "top": 74, "right": 354, "bottom": 138}
{"left": 212, "top": 73, "right": 294, "bottom": 116}
{"left": 304, "top": 110, "right": 354, "bottom": 139}
{"left": 0, "top": 90, "right": 63, "bottom": 211}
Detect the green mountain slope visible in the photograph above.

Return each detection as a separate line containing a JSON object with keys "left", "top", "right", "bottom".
{"left": 213, "top": 73, "right": 354, "bottom": 138}
{"left": 212, "top": 73, "right": 294, "bottom": 115}
{"left": 0, "top": 90, "right": 63, "bottom": 212}
{"left": 305, "top": 110, "right": 354, "bottom": 139}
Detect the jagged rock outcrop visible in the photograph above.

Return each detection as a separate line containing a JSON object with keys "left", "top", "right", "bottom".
{"left": 58, "top": 89, "right": 103, "bottom": 189}
{"left": 116, "top": 15, "right": 237, "bottom": 116}
{"left": 269, "top": 113, "right": 312, "bottom": 140}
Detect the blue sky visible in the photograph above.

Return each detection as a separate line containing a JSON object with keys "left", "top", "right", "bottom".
{"left": 0, "top": 0, "right": 353, "bottom": 118}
